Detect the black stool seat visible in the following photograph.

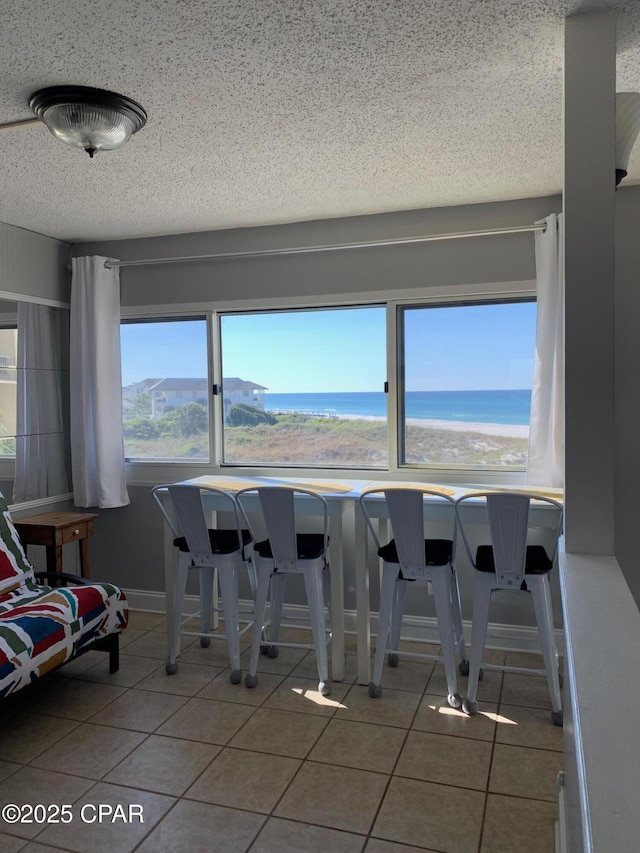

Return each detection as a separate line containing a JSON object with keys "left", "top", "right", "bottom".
{"left": 173, "top": 528, "right": 252, "bottom": 555}
{"left": 254, "top": 533, "right": 326, "bottom": 562}
{"left": 378, "top": 538, "right": 453, "bottom": 566}
{"left": 475, "top": 544, "right": 552, "bottom": 574}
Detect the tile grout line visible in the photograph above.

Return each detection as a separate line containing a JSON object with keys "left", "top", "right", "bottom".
{"left": 475, "top": 666, "right": 505, "bottom": 853}
{"left": 243, "top": 665, "right": 344, "bottom": 852}
{"left": 360, "top": 661, "right": 433, "bottom": 850}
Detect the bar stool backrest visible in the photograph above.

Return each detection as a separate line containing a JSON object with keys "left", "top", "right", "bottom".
{"left": 486, "top": 493, "right": 531, "bottom": 587}
{"left": 167, "top": 485, "right": 214, "bottom": 560}
{"left": 455, "top": 491, "right": 564, "bottom": 589}
{"left": 257, "top": 487, "right": 298, "bottom": 570}
{"left": 153, "top": 484, "right": 245, "bottom": 566}
{"left": 385, "top": 489, "right": 454, "bottom": 573}
{"left": 237, "top": 486, "right": 330, "bottom": 573}
{"left": 359, "top": 487, "right": 456, "bottom": 580}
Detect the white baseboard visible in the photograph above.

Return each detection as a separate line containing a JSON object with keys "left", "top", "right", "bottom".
{"left": 10, "top": 492, "right": 75, "bottom": 514}
{"left": 123, "top": 588, "right": 565, "bottom": 656}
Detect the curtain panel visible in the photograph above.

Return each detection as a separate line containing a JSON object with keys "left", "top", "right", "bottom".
{"left": 526, "top": 213, "right": 565, "bottom": 487}
{"left": 70, "top": 256, "right": 129, "bottom": 508}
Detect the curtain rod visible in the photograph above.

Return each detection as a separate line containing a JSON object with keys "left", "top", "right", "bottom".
{"left": 103, "top": 222, "right": 546, "bottom": 270}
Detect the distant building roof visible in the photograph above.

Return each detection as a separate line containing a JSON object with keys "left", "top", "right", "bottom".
{"left": 148, "top": 378, "right": 208, "bottom": 392}
{"left": 123, "top": 378, "right": 162, "bottom": 392}
{"left": 123, "top": 377, "right": 268, "bottom": 392}
{"left": 223, "top": 377, "right": 268, "bottom": 391}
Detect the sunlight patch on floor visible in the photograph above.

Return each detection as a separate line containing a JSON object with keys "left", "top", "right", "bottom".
{"left": 425, "top": 703, "right": 517, "bottom": 726}
{"left": 291, "top": 687, "right": 348, "bottom": 708}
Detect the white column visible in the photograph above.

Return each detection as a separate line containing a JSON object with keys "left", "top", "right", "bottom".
{"left": 563, "top": 11, "right": 616, "bottom": 555}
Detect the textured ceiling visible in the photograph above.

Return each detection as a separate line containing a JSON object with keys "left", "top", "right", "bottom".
{"left": 1, "top": 0, "right": 640, "bottom": 243}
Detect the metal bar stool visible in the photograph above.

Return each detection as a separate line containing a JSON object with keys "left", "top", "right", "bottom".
{"left": 455, "top": 491, "right": 564, "bottom": 725}
{"left": 359, "top": 486, "right": 468, "bottom": 710}
{"left": 152, "top": 484, "right": 255, "bottom": 683}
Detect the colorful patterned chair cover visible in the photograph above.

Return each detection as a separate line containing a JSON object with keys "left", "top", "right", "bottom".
{"left": 0, "top": 494, "right": 128, "bottom": 698}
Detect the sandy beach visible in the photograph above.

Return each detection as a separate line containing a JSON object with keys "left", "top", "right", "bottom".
{"left": 333, "top": 412, "right": 529, "bottom": 439}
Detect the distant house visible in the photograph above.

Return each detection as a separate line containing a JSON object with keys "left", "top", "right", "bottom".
{"left": 222, "top": 378, "right": 268, "bottom": 410}
{"left": 122, "top": 376, "right": 267, "bottom": 418}
{"left": 144, "top": 378, "right": 208, "bottom": 418}
{"left": 122, "top": 378, "right": 162, "bottom": 414}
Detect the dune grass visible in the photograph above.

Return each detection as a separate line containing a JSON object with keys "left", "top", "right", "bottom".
{"left": 124, "top": 413, "right": 527, "bottom": 466}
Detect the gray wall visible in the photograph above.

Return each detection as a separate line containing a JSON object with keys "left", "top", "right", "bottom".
{"left": 85, "top": 485, "right": 165, "bottom": 592}
{"left": 76, "top": 195, "right": 559, "bottom": 306}
{"left": 0, "top": 221, "right": 70, "bottom": 303}
{"left": 615, "top": 184, "right": 640, "bottom": 605}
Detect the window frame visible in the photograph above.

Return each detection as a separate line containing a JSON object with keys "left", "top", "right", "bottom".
{"left": 120, "top": 314, "right": 213, "bottom": 465}
{"left": 395, "top": 296, "right": 537, "bottom": 472}
{"left": 121, "top": 279, "right": 536, "bottom": 486}
{"left": 217, "top": 303, "right": 388, "bottom": 470}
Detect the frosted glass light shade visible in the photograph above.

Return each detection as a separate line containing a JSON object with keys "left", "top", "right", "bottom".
{"left": 29, "top": 86, "right": 147, "bottom": 158}
{"left": 616, "top": 92, "right": 640, "bottom": 186}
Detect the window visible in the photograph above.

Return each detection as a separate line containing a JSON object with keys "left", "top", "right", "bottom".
{"left": 0, "top": 327, "right": 17, "bottom": 457}
{"left": 121, "top": 295, "right": 536, "bottom": 473}
{"left": 120, "top": 318, "right": 209, "bottom": 461}
{"left": 219, "top": 307, "right": 387, "bottom": 467}
{"left": 398, "top": 300, "right": 536, "bottom": 468}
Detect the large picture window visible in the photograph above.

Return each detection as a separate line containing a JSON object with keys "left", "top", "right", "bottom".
{"left": 220, "top": 307, "right": 387, "bottom": 467}
{"left": 120, "top": 318, "right": 210, "bottom": 461}
{"left": 120, "top": 295, "right": 536, "bottom": 473}
{"left": 398, "top": 300, "right": 536, "bottom": 468}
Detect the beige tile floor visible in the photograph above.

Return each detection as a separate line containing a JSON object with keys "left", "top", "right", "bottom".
{"left": 0, "top": 612, "right": 563, "bottom": 853}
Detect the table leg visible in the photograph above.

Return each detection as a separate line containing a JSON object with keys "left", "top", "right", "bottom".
{"left": 205, "top": 508, "right": 219, "bottom": 630}
{"left": 46, "top": 544, "right": 63, "bottom": 575}
{"left": 329, "top": 505, "right": 345, "bottom": 682}
{"left": 354, "top": 506, "right": 371, "bottom": 684}
{"left": 162, "top": 505, "right": 177, "bottom": 663}
{"left": 79, "top": 538, "right": 90, "bottom": 578}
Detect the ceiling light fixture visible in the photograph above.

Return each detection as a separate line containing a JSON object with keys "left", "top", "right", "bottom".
{"left": 28, "top": 85, "right": 147, "bottom": 158}
{"left": 616, "top": 92, "right": 640, "bottom": 186}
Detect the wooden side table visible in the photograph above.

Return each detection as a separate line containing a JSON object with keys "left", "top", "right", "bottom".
{"left": 14, "top": 511, "right": 99, "bottom": 579}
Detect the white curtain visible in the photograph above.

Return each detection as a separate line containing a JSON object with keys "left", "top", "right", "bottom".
{"left": 70, "top": 256, "right": 129, "bottom": 508}
{"left": 527, "top": 213, "right": 565, "bottom": 487}
{"left": 13, "top": 303, "right": 71, "bottom": 502}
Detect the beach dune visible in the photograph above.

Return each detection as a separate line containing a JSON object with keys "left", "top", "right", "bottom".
{"left": 333, "top": 412, "right": 528, "bottom": 439}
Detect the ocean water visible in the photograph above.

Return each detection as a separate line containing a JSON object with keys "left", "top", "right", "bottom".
{"left": 265, "top": 390, "right": 531, "bottom": 425}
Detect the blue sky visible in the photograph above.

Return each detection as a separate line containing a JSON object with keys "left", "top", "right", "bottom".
{"left": 404, "top": 301, "right": 536, "bottom": 392}
{"left": 121, "top": 302, "right": 536, "bottom": 392}
{"left": 121, "top": 320, "right": 209, "bottom": 387}
{"left": 220, "top": 308, "right": 386, "bottom": 393}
